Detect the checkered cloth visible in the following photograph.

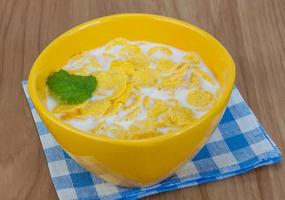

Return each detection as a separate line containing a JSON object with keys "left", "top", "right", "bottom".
{"left": 22, "top": 80, "right": 281, "bottom": 200}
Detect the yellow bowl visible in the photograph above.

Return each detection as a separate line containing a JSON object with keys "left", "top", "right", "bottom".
{"left": 28, "top": 14, "right": 235, "bottom": 187}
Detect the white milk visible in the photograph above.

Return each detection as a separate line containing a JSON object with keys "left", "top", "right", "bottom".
{"left": 47, "top": 39, "right": 220, "bottom": 136}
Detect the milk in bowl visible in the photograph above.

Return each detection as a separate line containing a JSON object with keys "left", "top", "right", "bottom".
{"left": 45, "top": 38, "right": 220, "bottom": 140}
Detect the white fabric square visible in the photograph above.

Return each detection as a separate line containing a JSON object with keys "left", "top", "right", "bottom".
{"left": 212, "top": 152, "right": 238, "bottom": 168}
{"left": 40, "top": 134, "right": 57, "bottom": 148}
{"left": 48, "top": 160, "right": 70, "bottom": 177}
{"left": 208, "top": 128, "right": 224, "bottom": 142}
{"left": 176, "top": 162, "right": 199, "bottom": 178}
{"left": 32, "top": 109, "right": 42, "bottom": 122}
{"left": 236, "top": 115, "right": 259, "bottom": 133}
{"left": 23, "top": 84, "right": 29, "bottom": 96}
{"left": 57, "top": 188, "right": 77, "bottom": 200}
{"left": 228, "top": 88, "right": 243, "bottom": 106}
{"left": 95, "top": 183, "right": 119, "bottom": 197}
{"left": 251, "top": 140, "right": 273, "bottom": 155}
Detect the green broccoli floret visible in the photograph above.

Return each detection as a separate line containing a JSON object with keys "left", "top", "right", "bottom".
{"left": 46, "top": 69, "right": 97, "bottom": 104}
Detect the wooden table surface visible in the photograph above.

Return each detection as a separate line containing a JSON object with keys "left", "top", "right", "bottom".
{"left": 0, "top": 0, "right": 284, "bottom": 199}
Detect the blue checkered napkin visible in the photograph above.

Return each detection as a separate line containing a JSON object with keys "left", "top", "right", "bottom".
{"left": 22, "top": 80, "right": 281, "bottom": 200}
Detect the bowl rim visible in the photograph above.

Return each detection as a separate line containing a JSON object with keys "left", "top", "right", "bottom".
{"left": 28, "top": 13, "right": 236, "bottom": 145}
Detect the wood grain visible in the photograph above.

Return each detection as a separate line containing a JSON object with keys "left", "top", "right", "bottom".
{"left": 0, "top": 0, "right": 284, "bottom": 199}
